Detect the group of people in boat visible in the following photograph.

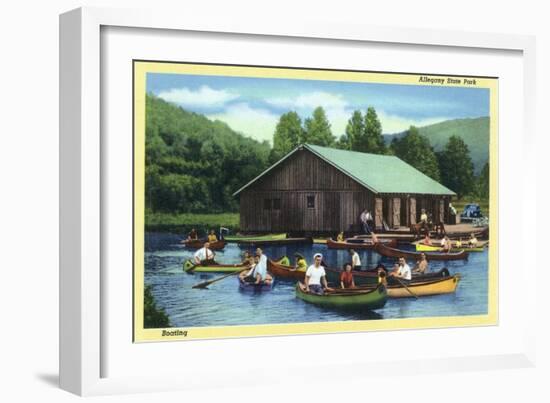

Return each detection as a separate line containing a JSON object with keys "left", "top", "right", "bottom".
{"left": 186, "top": 228, "right": 219, "bottom": 243}
{"left": 298, "top": 250, "right": 430, "bottom": 295}
{"left": 238, "top": 248, "right": 274, "bottom": 286}
{"left": 422, "top": 232, "right": 478, "bottom": 252}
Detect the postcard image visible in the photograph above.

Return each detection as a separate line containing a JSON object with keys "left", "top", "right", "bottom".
{"left": 133, "top": 61, "right": 497, "bottom": 342}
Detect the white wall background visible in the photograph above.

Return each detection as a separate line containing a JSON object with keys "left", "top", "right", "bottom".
{"left": 0, "top": 0, "right": 547, "bottom": 401}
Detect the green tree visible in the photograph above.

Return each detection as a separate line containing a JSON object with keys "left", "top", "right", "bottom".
{"left": 303, "top": 107, "right": 334, "bottom": 146}
{"left": 437, "top": 135, "right": 475, "bottom": 198}
{"left": 391, "top": 126, "right": 441, "bottom": 181}
{"left": 144, "top": 285, "right": 170, "bottom": 328}
{"left": 270, "top": 111, "right": 304, "bottom": 162}
{"left": 362, "top": 107, "right": 386, "bottom": 154}
{"left": 338, "top": 110, "right": 364, "bottom": 150}
{"left": 476, "top": 161, "right": 490, "bottom": 199}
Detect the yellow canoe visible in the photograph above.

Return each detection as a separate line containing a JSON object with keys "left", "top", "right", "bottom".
{"left": 387, "top": 275, "right": 461, "bottom": 298}
{"left": 415, "top": 242, "right": 486, "bottom": 253}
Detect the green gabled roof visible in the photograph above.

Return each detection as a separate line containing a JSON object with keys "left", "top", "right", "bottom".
{"left": 233, "top": 144, "right": 456, "bottom": 196}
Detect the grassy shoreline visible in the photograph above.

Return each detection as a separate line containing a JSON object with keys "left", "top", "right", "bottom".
{"left": 145, "top": 212, "right": 240, "bottom": 234}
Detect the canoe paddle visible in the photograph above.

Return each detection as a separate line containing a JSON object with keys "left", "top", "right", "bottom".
{"left": 393, "top": 277, "right": 419, "bottom": 299}
{"left": 191, "top": 267, "right": 250, "bottom": 289}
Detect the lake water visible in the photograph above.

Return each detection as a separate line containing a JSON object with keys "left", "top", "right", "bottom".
{"left": 144, "top": 233, "right": 489, "bottom": 328}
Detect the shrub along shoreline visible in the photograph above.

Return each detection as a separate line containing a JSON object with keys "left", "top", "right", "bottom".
{"left": 145, "top": 211, "right": 240, "bottom": 235}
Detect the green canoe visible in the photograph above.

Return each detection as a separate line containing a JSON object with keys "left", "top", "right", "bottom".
{"left": 183, "top": 259, "right": 249, "bottom": 273}
{"left": 295, "top": 283, "right": 387, "bottom": 310}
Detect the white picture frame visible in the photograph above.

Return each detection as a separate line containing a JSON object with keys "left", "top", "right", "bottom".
{"left": 60, "top": 6, "right": 537, "bottom": 396}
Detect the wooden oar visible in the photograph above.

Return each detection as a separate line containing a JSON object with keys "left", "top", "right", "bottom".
{"left": 393, "top": 277, "right": 419, "bottom": 299}
{"left": 192, "top": 267, "right": 250, "bottom": 289}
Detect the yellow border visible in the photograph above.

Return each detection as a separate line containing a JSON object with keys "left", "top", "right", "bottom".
{"left": 133, "top": 61, "right": 498, "bottom": 342}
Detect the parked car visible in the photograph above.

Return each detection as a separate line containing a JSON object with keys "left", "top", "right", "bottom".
{"left": 460, "top": 203, "right": 483, "bottom": 222}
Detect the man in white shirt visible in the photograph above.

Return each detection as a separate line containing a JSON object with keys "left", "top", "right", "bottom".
{"left": 304, "top": 253, "right": 331, "bottom": 294}
{"left": 348, "top": 249, "right": 362, "bottom": 271}
{"left": 194, "top": 242, "right": 214, "bottom": 264}
{"left": 390, "top": 257, "right": 412, "bottom": 281}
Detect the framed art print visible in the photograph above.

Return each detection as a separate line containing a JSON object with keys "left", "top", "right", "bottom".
{"left": 132, "top": 61, "right": 498, "bottom": 343}
{"left": 60, "top": 7, "right": 536, "bottom": 396}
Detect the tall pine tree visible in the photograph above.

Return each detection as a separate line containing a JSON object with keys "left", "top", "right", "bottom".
{"left": 340, "top": 110, "right": 364, "bottom": 150}
{"left": 391, "top": 126, "right": 441, "bottom": 181}
{"left": 437, "top": 135, "right": 475, "bottom": 198}
{"left": 303, "top": 107, "right": 334, "bottom": 147}
{"left": 270, "top": 111, "right": 304, "bottom": 162}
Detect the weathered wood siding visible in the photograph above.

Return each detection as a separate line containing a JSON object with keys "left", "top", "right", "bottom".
{"left": 238, "top": 148, "right": 452, "bottom": 232}
{"left": 239, "top": 149, "right": 376, "bottom": 232}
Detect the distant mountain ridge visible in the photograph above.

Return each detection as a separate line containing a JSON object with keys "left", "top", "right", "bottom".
{"left": 383, "top": 117, "right": 489, "bottom": 173}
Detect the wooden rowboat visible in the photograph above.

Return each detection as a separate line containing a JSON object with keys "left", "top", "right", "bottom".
{"left": 183, "top": 259, "right": 248, "bottom": 273}
{"left": 267, "top": 258, "right": 307, "bottom": 281}
{"left": 234, "top": 237, "right": 313, "bottom": 246}
{"left": 415, "top": 243, "right": 485, "bottom": 253}
{"left": 223, "top": 233, "right": 287, "bottom": 242}
{"left": 324, "top": 267, "right": 451, "bottom": 287}
{"left": 375, "top": 243, "right": 468, "bottom": 261}
{"left": 295, "top": 282, "right": 387, "bottom": 310}
{"left": 238, "top": 276, "right": 274, "bottom": 292}
{"left": 182, "top": 239, "right": 226, "bottom": 250}
{"left": 327, "top": 238, "right": 397, "bottom": 250}
{"left": 385, "top": 274, "right": 461, "bottom": 298}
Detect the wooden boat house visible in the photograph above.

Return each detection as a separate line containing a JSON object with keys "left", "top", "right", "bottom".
{"left": 233, "top": 144, "right": 455, "bottom": 234}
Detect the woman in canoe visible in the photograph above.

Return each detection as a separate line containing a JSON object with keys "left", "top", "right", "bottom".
{"left": 336, "top": 231, "right": 345, "bottom": 242}
{"left": 423, "top": 233, "right": 433, "bottom": 246}
{"left": 413, "top": 253, "right": 429, "bottom": 274}
{"left": 339, "top": 263, "right": 356, "bottom": 289}
{"left": 207, "top": 229, "right": 218, "bottom": 243}
{"left": 302, "top": 253, "right": 333, "bottom": 294}
{"left": 468, "top": 233, "right": 478, "bottom": 248}
{"left": 455, "top": 238, "right": 463, "bottom": 249}
{"left": 442, "top": 236, "right": 453, "bottom": 253}
{"left": 293, "top": 253, "right": 307, "bottom": 271}
{"left": 187, "top": 228, "right": 198, "bottom": 241}
{"left": 239, "top": 252, "right": 273, "bottom": 285}
{"left": 241, "top": 251, "right": 254, "bottom": 266}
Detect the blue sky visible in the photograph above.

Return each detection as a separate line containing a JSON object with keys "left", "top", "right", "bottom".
{"left": 147, "top": 72, "right": 490, "bottom": 144}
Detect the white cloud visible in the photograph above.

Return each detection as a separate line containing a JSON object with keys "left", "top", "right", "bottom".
{"left": 157, "top": 85, "right": 239, "bottom": 108}
{"left": 266, "top": 91, "right": 348, "bottom": 111}
{"left": 207, "top": 103, "right": 279, "bottom": 144}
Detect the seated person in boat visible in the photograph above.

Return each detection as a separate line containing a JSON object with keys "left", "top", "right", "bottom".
{"left": 240, "top": 251, "right": 272, "bottom": 285}
{"left": 423, "top": 233, "right": 432, "bottom": 246}
{"left": 187, "top": 228, "right": 198, "bottom": 241}
{"left": 293, "top": 253, "right": 307, "bottom": 271}
{"left": 303, "top": 253, "right": 332, "bottom": 294}
{"left": 389, "top": 257, "right": 412, "bottom": 281}
{"left": 413, "top": 253, "right": 429, "bottom": 274}
{"left": 207, "top": 229, "right": 218, "bottom": 243}
{"left": 348, "top": 249, "right": 362, "bottom": 271}
{"left": 336, "top": 231, "right": 345, "bottom": 242}
{"left": 241, "top": 251, "right": 254, "bottom": 267}
{"left": 455, "top": 238, "right": 463, "bottom": 248}
{"left": 194, "top": 242, "right": 215, "bottom": 265}
{"left": 442, "top": 236, "right": 452, "bottom": 253}
{"left": 468, "top": 233, "right": 478, "bottom": 248}
{"left": 339, "top": 263, "right": 356, "bottom": 289}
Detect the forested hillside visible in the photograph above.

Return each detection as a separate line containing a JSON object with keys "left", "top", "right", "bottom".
{"left": 384, "top": 117, "right": 489, "bottom": 173}
{"left": 145, "top": 94, "right": 271, "bottom": 214}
